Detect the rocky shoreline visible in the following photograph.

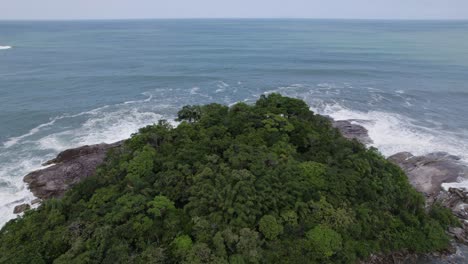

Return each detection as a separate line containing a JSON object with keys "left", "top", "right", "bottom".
{"left": 24, "top": 141, "right": 122, "bottom": 200}
{"left": 383, "top": 152, "right": 468, "bottom": 264}
{"left": 14, "top": 118, "right": 468, "bottom": 263}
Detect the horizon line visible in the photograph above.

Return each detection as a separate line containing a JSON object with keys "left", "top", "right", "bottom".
{"left": 1, "top": 17, "right": 468, "bottom": 22}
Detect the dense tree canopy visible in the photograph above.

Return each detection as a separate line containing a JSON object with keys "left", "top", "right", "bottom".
{"left": 0, "top": 94, "right": 456, "bottom": 263}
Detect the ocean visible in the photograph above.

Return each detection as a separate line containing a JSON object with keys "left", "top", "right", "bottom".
{"left": 1, "top": 19, "right": 468, "bottom": 227}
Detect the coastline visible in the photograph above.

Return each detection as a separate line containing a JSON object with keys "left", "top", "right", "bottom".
{"left": 10, "top": 113, "right": 468, "bottom": 213}
{"left": 4, "top": 109, "right": 468, "bottom": 263}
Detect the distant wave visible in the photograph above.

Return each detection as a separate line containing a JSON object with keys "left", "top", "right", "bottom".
{"left": 0, "top": 46, "right": 12, "bottom": 50}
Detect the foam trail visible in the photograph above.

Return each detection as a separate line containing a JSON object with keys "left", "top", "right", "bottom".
{"left": 190, "top": 87, "right": 200, "bottom": 94}
{"left": 3, "top": 119, "right": 59, "bottom": 148}
{"left": 3, "top": 92, "right": 155, "bottom": 149}
{"left": 123, "top": 93, "right": 153, "bottom": 105}
{"left": 37, "top": 109, "right": 164, "bottom": 151}
{"left": 2, "top": 107, "right": 107, "bottom": 149}
{"left": 0, "top": 46, "right": 12, "bottom": 50}
{"left": 0, "top": 155, "right": 50, "bottom": 227}
{"left": 215, "top": 81, "right": 230, "bottom": 93}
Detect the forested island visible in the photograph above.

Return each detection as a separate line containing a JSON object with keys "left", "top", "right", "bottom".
{"left": 0, "top": 94, "right": 458, "bottom": 263}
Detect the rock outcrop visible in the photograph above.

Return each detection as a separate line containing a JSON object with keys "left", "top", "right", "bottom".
{"left": 31, "top": 198, "right": 42, "bottom": 205}
{"left": 23, "top": 142, "right": 122, "bottom": 200}
{"left": 13, "top": 204, "right": 30, "bottom": 214}
{"left": 386, "top": 151, "right": 468, "bottom": 263}
{"left": 384, "top": 151, "right": 468, "bottom": 263}
{"left": 332, "top": 119, "right": 373, "bottom": 145}
{"left": 388, "top": 152, "right": 468, "bottom": 196}
{"left": 435, "top": 188, "right": 468, "bottom": 242}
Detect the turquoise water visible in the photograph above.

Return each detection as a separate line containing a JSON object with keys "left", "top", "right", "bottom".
{"left": 1, "top": 19, "right": 468, "bottom": 226}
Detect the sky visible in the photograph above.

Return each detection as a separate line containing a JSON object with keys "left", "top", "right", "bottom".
{"left": 1, "top": 0, "right": 468, "bottom": 20}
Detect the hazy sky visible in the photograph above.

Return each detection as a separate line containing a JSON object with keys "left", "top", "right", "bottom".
{"left": 1, "top": 0, "right": 468, "bottom": 20}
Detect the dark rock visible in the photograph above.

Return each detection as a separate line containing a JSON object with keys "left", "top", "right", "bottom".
{"left": 362, "top": 242, "right": 465, "bottom": 264}
{"left": 31, "top": 198, "right": 42, "bottom": 205}
{"left": 388, "top": 152, "right": 414, "bottom": 163}
{"left": 42, "top": 141, "right": 122, "bottom": 166}
{"left": 434, "top": 188, "right": 468, "bottom": 238}
{"left": 13, "top": 204, "right": 30, "bottom": 214}
{"left": 332, "top": 120, "right": 373, "bottom": 145}
{"left": 448, "top": 227, "right": 467, "bottom": 244}
{"left": 388, "top": 152, "right": 468, "bottom": 196}
{"left": 24, "top": 141, "right": 122, "bottom": 200}
{"left": 361, "top": 251, "right": 418, "bottom": 264}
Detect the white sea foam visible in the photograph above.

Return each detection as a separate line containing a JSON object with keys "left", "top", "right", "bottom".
{"left": 123, "top": 93, "right": 153, "bottom": 105}
{"left": 0, "top": 155, "right": 49, "bottom": 227}
{"left": 214, "top": 81, "right": 230, "bottom": 93}
{"left": 313, "top": 102, "right": 468, "bottom": 160}
{"left": 190, "top": 87, "right": 200, "bottom": 94}
{"left": 442, "top": 182, "right": 468, "bottom": 191}
{"left": 3, "top": 118, "right": 59, "bottom": 148}
{"left": 218, "top": 81, "right": 229, "bottom": 88}
{"left": 2, "top": 106, "right": 111, "bottom": 149}
{"left": 2, "top": 93, "right": 154, "bottom": 149}
{"left": 38, "top": 109, "right": 163, "bottom": 151}
{"left": 0, "top": 46, "right": 12, "bottom": 50}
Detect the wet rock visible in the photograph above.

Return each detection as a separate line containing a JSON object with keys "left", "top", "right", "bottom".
{"left": 31, "top": 198, "right": 42, "bottom": 205}
{"left": 24, "top": 142, "right": 122, "bottom": 200}
{"left": 414, "top": 242, "right": 468, "bottom": 264}
{"left": 13, "top": 204, "right": 30, "bottom": 214}
{"left": 361, "top": 251, "right": 418, "bottom": 264}
{"left": 362, "top": 242, "right": 464, "bottom": 264}
{"left": 388, "top": 152, "right": 468, "bottom": 196}
{"left": 332, "top": 119, "right": 373, "bottom": 145}
{"left": 42, "top": 142, "right": 122, "bottom": 166}
{"left": 434, "top": 188, "right": 468, "bottom": 239}
{"left": 448, "top": 227, "right": 467, "bottom": 244}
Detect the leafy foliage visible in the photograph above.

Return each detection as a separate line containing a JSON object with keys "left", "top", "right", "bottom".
{"left": 259, "top": 215, "right": 283, "bottom": 240}
{"left": 0, "top": 94, "right": 456, "bottom": 263}
{"left": 306, "top": 225, "right": 342, "bottom": 259}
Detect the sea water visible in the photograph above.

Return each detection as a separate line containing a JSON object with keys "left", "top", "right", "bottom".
{"left": 1, "top": 19, "right": 468, "bottom": 227}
